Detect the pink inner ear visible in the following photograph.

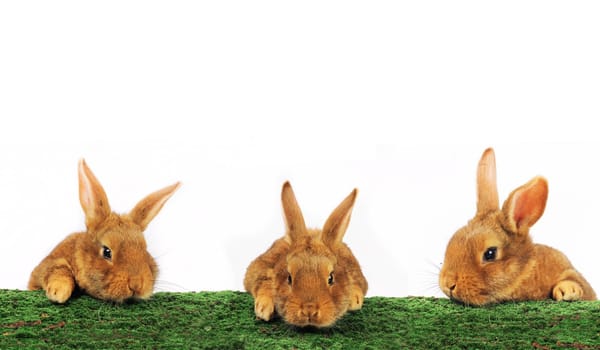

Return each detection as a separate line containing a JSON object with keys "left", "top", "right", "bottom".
{"left": 511, "top": 181, "right": 546, "bottom": 230}
{"left": 512, "top": 191, "right": 527, "bottom": 229}
{"left": 79, "top": 174, "right": 94, "bottom": 212}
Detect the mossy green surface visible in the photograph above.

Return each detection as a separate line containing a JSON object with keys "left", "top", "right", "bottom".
{"left": 1, "top": 289, "right": 598, "bottom": 349}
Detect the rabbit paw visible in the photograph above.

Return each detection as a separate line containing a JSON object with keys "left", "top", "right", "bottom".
{"left": 254, "top": 295, "right": 275, "bottom": 321}
{"left": 348, "top": 287, "right": 364, "bottom": 311}
{"left": 46, "top": 279, "right": 74, "bottom": 303}
{"left": 553, "top": 280, "right": 584, "bottom": 301}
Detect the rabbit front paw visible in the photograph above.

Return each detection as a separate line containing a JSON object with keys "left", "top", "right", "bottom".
{"left": 254, "top": 295, "right": 275, "bottom": 321}
{"left": 46, "top": 278, "right": 74, "bottom": 303}
{"left": 553, "top": 280, "right": 583, "bottom": 301}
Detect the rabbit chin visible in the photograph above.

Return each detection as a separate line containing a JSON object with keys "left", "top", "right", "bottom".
{"left": 446, "top": 287, "right": 497, "bottom": 306}
{"left": 84, "top": 278, "right": 154, "bottom": 303}
{"left": 89, "top": 288, "right": 153, "bottom": 303}
{"left": 283, "top": 313, "right": 338, "bottom": 328}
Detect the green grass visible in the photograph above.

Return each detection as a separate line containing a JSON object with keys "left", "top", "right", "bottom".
{"left": 1, "top": 290, "right": 598, "bottom": 349}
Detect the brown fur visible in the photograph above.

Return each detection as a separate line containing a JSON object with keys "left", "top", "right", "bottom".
{"left": 244, "top": 181, "right": 368, "bottom": 328}
{"left": 28, "top": 159, "right": 180, "bottom": 303}
{"left": 439, "top": 148, "right": 596, "bottom": 305}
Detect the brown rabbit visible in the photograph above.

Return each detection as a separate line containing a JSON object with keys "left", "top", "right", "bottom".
{"left": 29, "top": 159, "right": 180, "bottom": 303}
{"left": 439, "top": 148, "right": 596, "bottom": 305}
{"left": 244, "top": 181, "right": 368, "bottom": 328}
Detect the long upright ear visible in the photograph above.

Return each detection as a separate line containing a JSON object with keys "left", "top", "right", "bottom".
{"left": 129, "top": 182, "right": 181, "bottom": 231}
{"left": 79, "top": 159, "right": 111, "bottom": 231}
{"left": 322, "top": 189, "right": 357, "bottom": 247}
{"left": 502, "top": 176, "right": 548, "bottom": 235}
{"left": 281, "top": 181, "right": 307, "bottom": 242}
{"left": 476, "top": 148, "right": 500, "bottom": 216}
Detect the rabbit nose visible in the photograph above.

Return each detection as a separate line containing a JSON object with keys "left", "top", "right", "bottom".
{"left": 440, "top": 274, "right": 456, "bottom": 289}
{"left": 440, "top": 275, "right": 457, "bottom": 295}
{"left": 129, "top": 276, "right": 144, "bottom": 294}
{"left": 443, "top": 279, "right": 457, "bottom": 292}
{"left": 301, "top": 303, "right": 319, "bottom": 319}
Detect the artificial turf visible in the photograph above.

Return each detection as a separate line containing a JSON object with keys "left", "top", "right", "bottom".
{"left": 0, "top": 289, "right": 598, "bottom": 349}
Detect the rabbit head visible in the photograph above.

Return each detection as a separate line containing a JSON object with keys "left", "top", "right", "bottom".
{"left": 439, "top": 148, "right": 548, "bottom": 305}
{"left": 246, "top": 181, "right": 367, "bottom": 328}
{"left": 29, "top": 159, "right": 180, "bottom": 303}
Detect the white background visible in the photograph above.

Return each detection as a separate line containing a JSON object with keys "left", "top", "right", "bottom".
{"left": 1, "top": 1, "right": 598, "bottom": 298}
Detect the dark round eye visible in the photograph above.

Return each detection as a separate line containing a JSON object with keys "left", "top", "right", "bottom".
{"left": 287, "top": 273, "right": 292, "bottom": 285}
{"left": 102, "top": 246, "right": 112, "bottom": 260}
{"left": 328, "top": 272, "right": 334, "bottom": 286}
{"left": 483, "top": 247, "right": 497, "bottom": 262}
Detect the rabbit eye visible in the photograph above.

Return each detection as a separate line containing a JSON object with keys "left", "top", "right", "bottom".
{"left": 102, "top": 246, "right": 112, "bottom": 261}
{"left": 483, "top": 247, "right": 497, "bottom": 262}
{"left": 287, "top": 273, "right": 292, "bottom": 285}
{"left": 328, "top": 272, "right": 334, "bottom": 286}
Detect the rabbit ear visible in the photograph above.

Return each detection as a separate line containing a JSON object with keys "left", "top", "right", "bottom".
{"left": 322, "top": 189, "right": 357, "bottom": 247}
{"left": 129, "top": 182, "right": 181, "bottom": 231}
{"left": 78, "top": 159, "right": 111, "bottom": 231}
{"left": 476, "top": 148, "right": 500, "bottom": 215}
{"left": 281, "top": 181, "right": 307, "bottom": 241}
{"left": 502, "top": 176, "right": 548, "bottom": 234}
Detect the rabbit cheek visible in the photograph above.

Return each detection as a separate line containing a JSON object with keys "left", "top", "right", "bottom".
{"left": 71, "top": 243, "right": 109, "bottom": 300}
{"left": 78, "top": 266, "right": 116, "bottom": 301}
